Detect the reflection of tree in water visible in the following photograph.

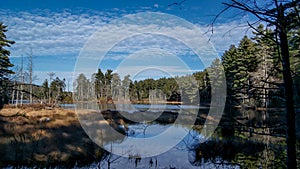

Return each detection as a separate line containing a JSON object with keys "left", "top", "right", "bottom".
{"left": 189, "top": 138, "right": 286, "bottom": 168}
{"left": 77, "top": 103, "right": 295, "bottom": 168}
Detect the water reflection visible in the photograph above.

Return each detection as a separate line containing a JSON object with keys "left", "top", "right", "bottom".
{"left": 73, "top": 103, "right": 290, "bottom": 168}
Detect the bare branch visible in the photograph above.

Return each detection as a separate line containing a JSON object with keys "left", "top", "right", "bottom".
{"left": 223, "top": 1, "right": 278, "bottom": 26}
{"left": 168, "top": 0, "right": 187, "bottom": 9}
{"left": 246, "top": 21, "right": 278, "bottom": 43}
{"left": 292, "top": 0, "right": 300, "bottom": 25}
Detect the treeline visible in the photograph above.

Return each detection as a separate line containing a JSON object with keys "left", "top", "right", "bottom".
{"left": 222, "top": 25, "right": 299, "bottom": 110}
{"left": 75, "top": 69, "right": 202, "bottom": 104}
{"left": 10, "top": 75, "right": 72, "bottom": 106}
{"left": 74, "top": 24, "right": 300, "bottom": 109}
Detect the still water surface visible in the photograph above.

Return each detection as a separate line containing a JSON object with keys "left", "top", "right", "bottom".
{"left": 64, "top": 103, "right": 286, "bottom": 169}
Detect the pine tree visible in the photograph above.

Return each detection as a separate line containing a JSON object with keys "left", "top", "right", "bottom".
{"left": 235, "top": 36, "right": 259, "bottom": 103}
{"left": 0, "top": 22, "right": 15, "bottom": 107}
{"left": 222, "top": 44, "right": 239, "bottom": 104}
{"left": 42, "top": 79, "right": 49, "bottom": 102}
{"left": 93, "top": 68, "right": 105, "bottom": 99}
{"left": 252, "top": 25, "right": 283, "bottom": 108}
{"left": 288, "top": 28, "right": 300, "bottom": 106}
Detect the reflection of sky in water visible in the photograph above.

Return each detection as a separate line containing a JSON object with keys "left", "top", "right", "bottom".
{"left": 114, "top": 104, "right": 203, "bottom": 113}
{"left": 104, "top": 124, "right": 188, "bottom": 157}
{"left": 127, "top": 124, "right": 170, "bottom": 138}
{"left": 73, "top": 102, "right": 237, "bottom": 168}
{"left": 62, "top": 103, "right": 204, "bottom": 111}
{"left": 97, "top": 125, "right": 234, "bottom": 169}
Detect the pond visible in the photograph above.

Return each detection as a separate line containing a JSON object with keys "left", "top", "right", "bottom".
{"left": 94, "top": 124, "right": 214, "bottom": 169}
{"left": 71, "top": 103, "right": 288, "bottom": 169}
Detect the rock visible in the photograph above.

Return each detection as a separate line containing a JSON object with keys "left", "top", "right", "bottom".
{"left": 45, "top": 106, "right": 54, "bottom": 110}
{"left": 39, "top": 117, "right": 51, "bottom": 123}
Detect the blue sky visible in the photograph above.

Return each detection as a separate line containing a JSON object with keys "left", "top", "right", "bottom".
{"left": 0, "top": 0, "right": 255, "bottom": 85}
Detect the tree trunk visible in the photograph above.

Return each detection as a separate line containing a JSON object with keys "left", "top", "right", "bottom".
{"left": 20, "top": 83, "right": 23, "bottom": 106}
{"left": 29, "top": 49, "right": 33, "bottom": 104}
{"left": 278, "top": 5, "right": 297, "bottom": 168}
{"left": 11, "top": 81, "right": 15, "bottom": 106}
{"left": 16, "top": 83, "right": 19, "bottom": 107}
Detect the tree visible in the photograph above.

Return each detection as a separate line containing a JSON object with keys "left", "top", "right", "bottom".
{"left": 50, "top": 77, "right": 65, "bottom": 105}
{"left": 47, "top": 72, "right": 55, "bottom": 104}
{"left": 15, "top": 56, "right": 25, "bottom": 106}
{"left": 75, "top": 73, "right": 89, "bottom": 101}
{"left": 175, "top": 75, "right": 198, "bottom": 104}
{"left": 104, "top": 69, "right": 113, "bottom": 100}
{"left": 222, "top": 45, "right": 238, "bottom": 104}
{"left": 217, "top": 1, "right": 300, "bottom": 168}
{"left": 250, "top": 25, "right": 286, "bottom": 118}
{"left": 93, "top": 68, "right": 105, "bottom": 99}
{"left": 221, "top": 36, "right": 260, "bottom": 106}
{"left": 0, "top": 22, "right": 15, "bottom": 108}
{"left": 194, "top": 70, "right": 210, "bottom": 103}
{"left": 122, "top": 75, "right": 131, "bottom": 101}
{"left": 27, "top": 47, "right": 35, "bottom": 104}
{"left": 235, "top": 36, "right": 259, "bottom": 103}
{"left": 111, "top": 73, "right": 121, "bottom": 100}
{"left": 41, "top": 79, "right": 49, "bottom": 103}
{"left": 289, "top": 28, "right": 300, "bottom": 106}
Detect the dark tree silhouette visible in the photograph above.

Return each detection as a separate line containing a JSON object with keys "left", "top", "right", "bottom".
{"left": 211, "top": 1, "right": 300, "bottom": 168}
{"left": 0, "top": 22, "right": 15, "bottom": 109}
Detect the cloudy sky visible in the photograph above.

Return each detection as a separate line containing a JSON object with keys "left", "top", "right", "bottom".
{"left": 0, "top": 0, "right": 255, "bottom": 85}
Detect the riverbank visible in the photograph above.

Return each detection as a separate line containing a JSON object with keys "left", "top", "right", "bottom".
{"left": 0, "top": 106, "right": 106, "bottom": 168}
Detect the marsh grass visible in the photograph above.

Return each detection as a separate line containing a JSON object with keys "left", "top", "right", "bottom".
{"left": 0, "top": 106, "right": 106, "bottom": 168}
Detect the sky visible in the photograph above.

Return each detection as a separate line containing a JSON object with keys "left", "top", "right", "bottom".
{"left": 0, "top": 0, "right": 256, "bottom": 86}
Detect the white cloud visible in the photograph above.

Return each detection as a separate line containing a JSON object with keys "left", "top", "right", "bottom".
{"left": 1, "top": 9, "right": 254, "bottom": 84}
{"left": 1, "top": 9, "right": 252, "bottom": 59}
{"left": 0, "top": 9, "right": 119, "bottom": 57}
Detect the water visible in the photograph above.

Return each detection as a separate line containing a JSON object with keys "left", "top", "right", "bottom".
{"left": 9, "top": 100, "right": 31, "bottom": 104}
{"left": 60, "top": 103, "right": 76, "bottom": 109}
{"left": 60, "top": 103, "right": 206, "bottom": 112}
{"left": 83, "top": 123, "right": 238, "bottom": 169}
{"left": 68, "top": 103, "right": 287, "bottom": 168}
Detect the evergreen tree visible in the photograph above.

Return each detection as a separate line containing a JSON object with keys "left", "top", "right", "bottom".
{"left": 41, "top": 79, "right": 49, "bottom": 102}
{"left": 93, "top": 68, "right": 105, "bottom": 99}
{"left": 50, "top": 77, "right": 65, "bottom": 104}
{"left": 104, "top": 69, "right": 113, "bottom": 100}
{"left": 252, "top": 25, "right": 283, "bottom": 108}
{"left": 222, "top": 44, "right": 239, "bottom": 105}
{"left": 222, "top": 36, "right": 260, "bottom": 105}
{"left": 0, "top": 22, "right": 15, "bottom": 107}
{"left": 288, "top": 28, "right": 300, "bottom": 106}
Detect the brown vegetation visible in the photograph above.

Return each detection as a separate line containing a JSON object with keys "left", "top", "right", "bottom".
{"left": 0, "top": 106, "right": 106, "bottom": 168}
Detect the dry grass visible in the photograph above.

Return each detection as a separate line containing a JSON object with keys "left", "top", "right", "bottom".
{"left": 0, "top": 106, "right": 106, "bottom": 168}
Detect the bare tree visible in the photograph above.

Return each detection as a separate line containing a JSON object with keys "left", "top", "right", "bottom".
{"left": 27, "top": 47, "right": 34, "bottom": 104}
{"left": 19, "top": 56, "right": 24, "bottom": 106}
